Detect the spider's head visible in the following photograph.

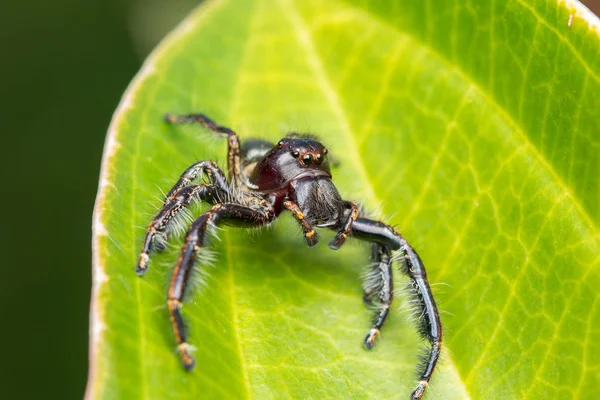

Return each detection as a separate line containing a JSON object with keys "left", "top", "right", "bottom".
{"left": 250, "top": 136, "right": 332, "bottom": 191}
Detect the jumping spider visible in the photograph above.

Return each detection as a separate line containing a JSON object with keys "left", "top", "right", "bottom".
{"left": 136, "top": 113, "right": 442, "bottom": 400}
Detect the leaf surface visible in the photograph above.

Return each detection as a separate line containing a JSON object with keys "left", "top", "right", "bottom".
{"left": 89, "top": 0, "right": 600, "bottom": 398}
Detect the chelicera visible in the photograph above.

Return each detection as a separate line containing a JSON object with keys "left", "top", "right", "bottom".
{"left": 135, "top": 113, "right": 442, "bottom": 400}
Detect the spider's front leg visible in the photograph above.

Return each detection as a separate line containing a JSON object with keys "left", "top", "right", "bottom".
{"left": 351, "top": 218, "right": 442, "bottom": 400}
{"left": 164, "top": 113, "right": 244, "bottom": 186}
{"left": 168, "top": 202, "right": 275, "bottom": 370}
{"left": 136, "top": 160, "right": 228, "bottom": 275}
{"left": 362, "top": 243, "right": 393, "bottom": 349}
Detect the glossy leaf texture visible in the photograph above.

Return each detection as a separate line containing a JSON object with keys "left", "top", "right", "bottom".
{"left": 89, "top": 0, "right": 600, "bottom": 399}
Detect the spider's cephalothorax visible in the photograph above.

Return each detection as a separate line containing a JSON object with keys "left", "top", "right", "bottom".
{"left": 136, "top": 113, "right": 442, "bottom": 400}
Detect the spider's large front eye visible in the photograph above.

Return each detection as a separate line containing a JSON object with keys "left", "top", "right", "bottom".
{"left": 315, "top": 153, "right": 323, "bottom": 164}
{"left": 303, "top": 154, "right": 313, "bottom": 165}
{"left": 291, "top": 151, "right": 300, "bottom": 158}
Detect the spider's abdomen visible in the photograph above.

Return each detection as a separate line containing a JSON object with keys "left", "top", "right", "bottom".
{"left": 290, "top": 177, "right": 345, "bottom": 226}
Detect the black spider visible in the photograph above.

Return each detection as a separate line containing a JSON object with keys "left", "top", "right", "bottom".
{"left": 135, "top": 113, "right": 442, "bottom": 400}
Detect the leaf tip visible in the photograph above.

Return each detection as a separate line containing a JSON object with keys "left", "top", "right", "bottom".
{"left": 560, "top": 0, "right": 600, "bottom": 34}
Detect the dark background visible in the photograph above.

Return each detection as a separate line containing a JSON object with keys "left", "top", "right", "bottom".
{"left": 0, "top": 0, "right": 598, "bottom": 399}
{"left": 0, "top": 1, "right": 197, "bottom": 398}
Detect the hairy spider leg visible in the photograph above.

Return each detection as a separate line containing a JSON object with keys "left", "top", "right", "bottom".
{"left": 168, "top": 203, "right": 275, "bottom": 370}
{"left": 282, "top": 200, "right": 318, "bottom": 247}
{"left": 363, "top": 244, "right": 386, "bottom": 306}
{"left": 164, "top": 113, "right": 243, "bottom": 187}
{"left": 136, "top": 160, "right": 230, "bottom": 275}
{"left": 400, "top": 240, "right": 442, "bottom": 400}
{"left": 328, "top": 201, "right": 358, "bottom": 250}
{"left": 137, "top": 184, "right": 225, "bottom": 275}
{"left": 165, "top": 160, "right": 229, "bottom": 200}
{"left": 362, "top": 244, "right": 393, "bottom": 349}
{"left": 350, "top": 218, "right": 442, "bottom": 400}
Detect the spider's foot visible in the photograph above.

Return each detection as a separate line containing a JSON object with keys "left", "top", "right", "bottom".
{"left": 410, "top": 381, "right": 428, "bottom": 400}
{"left": 305, "top": 230, "right": 318, "bottom": 247}
{"left": 363, "top": 328, "right": 380, "bottom": 350}
{"left": 136, "top": 254, "right": 149, "bottom": 276}
{"left": 328, "top": 233, "right": 347, "bottom": 250}
{"left": 178, "top": 343, "right": 196, "bottom": 371}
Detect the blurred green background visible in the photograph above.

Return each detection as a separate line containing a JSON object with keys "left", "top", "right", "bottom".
{"left": 0, "top": 0, "right": 598, "bottom": 399}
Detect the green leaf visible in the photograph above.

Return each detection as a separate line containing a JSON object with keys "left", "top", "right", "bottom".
{"left": 89, "top": 0, "right": 600, "bottom": 398}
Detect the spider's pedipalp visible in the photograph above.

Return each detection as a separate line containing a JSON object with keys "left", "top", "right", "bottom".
{"left": 329, "top": 201, "right": 358, "bottom": 250}
{"left": 283, "top": 200, "right": 319, "bottom": 247}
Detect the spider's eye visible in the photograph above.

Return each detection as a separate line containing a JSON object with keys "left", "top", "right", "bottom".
{"left": 323, "top": 148, "right": 328, "bottom": 155}
{"left": 315, "top": 153, "right": 323, "bottom": 164}
{"left": 291, "top": 151, "right": 300, "bottom": 158}
{"left": 277, "top": 140, "right": 284, "bottom": 148}
{"left": 303, "top": 154, "right": 313, "bottom": 165}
